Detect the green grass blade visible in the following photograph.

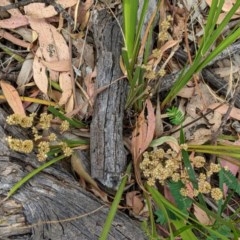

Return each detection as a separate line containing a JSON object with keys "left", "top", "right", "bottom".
{"left": 50, "top": 80, "right": 62, "bottom": 92}
{"left": 167, "top": 181, "right": 193, "bottom": 215}
{"left": 161, "top": 62, "right": 200, "bottom": 107}
{"left": 0, "top": 42, "right": 25, "bottom": 62}
{"left": 48, "top": 106, "right": 86, "bottom": 128}
{"left": 199, "top": 0, "right": 224, "bottom": 55}
{"left": 199, "top": 27, "right": 240, "bottom": 70}
{"left": 187, "top": 144, "right": 240, "bottom": 160}
{"left": 148, "top": 185, "right": 197, "bottom": 239}
{"left": 148, "top": 185, "right": 230, "bottom": 239}
{"left": 125, "top": 66, "right": 142, "bottom": 108}
{"left": 123, "top": 0, "right": 138, "bottom": 60}
{"left": 143, "top": 191, "right": 159, "bottom": 238}
{"left": 63, "top": 139, "right": 89, "bottom": 147}
{"left": 99, "top": 163, "right": 132, "bottom": 240}
{"left": 201, "top": 0, "right": 240, "bottom": 56}
{"left": 143, "top": 24, "right": 153, "bottom": 64}
{"left": 202, "top": 0, "right": 222, "bottom": 36}
{"left": 130, "top": 0, "right": 149, "bottom": 68}
{"left": 180, "top": 129, "right": 207, "bottom": 207}
{"left": 121, "top": 48, "right": 132, "bottom": 82}
{"left": 7, "top": 155, "right": 66, "bottom": 199}
{"left": 162, "top": 1, "right": 240, "bottom": 107}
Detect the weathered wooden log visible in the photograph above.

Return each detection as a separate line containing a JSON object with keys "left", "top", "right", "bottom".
{"left": 90, "top": 9, "right": 128, "bottom": 190}
{"left": 0, "top": 108, "right": 147, "bottom": 239}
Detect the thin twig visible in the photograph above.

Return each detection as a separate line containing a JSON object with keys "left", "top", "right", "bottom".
{"left": 166, "top": 102, "right": 225, "bottom": 136}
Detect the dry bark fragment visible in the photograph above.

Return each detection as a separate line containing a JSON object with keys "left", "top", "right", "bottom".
{"left": 90, "top": 9, "right": 128, "bottom": 190}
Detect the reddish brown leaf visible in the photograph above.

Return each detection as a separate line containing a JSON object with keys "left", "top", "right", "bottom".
{"left": 0, "top": 0, "right": 29, "bottom": 29}
{"left": 193, "top": 204, "right": 215, "bottom": 225}
{"left": 32, "top": 49, "right": 49, "bottom": 94}
{"left": 131, "top": 99, "right": 155, "bottom": 162}
{"left": 59, "top": 72, "right": 73, "bottom": 106}
{"left": 41, "top": 59, "right": 71, "bottom": 72}
{"left": 0, "top": 81, "right": 25, "bottom": 116}
{"left": 209, "top": 103, "right": 240, "bottom": 121}
{"left": 24, "top": 0, "right": 77, "bottom": 19}
{"left": 126, "top": 191, "right": 144, "bottom": 215}
{"left": 0, "top": 29, "right": 31, "bottom": 48}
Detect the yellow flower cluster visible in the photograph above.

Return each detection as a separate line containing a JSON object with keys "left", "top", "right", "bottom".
{"left": 140, "top": 148, "right": 224, "bottom": 201}
{"left": 32, "top": 126, "right": 41, "bottom": 141}
{"left": 191, "top": 156, "right": 206, "bottom": 168}
{"left": 211, "top": 188, "right": 223, "bottom": 201}
{"left": 141, "top": 15, "right": 173, "bottom": 81}
{"left": 141, "top": 16, "right": 173, "bottom": 81}
{"left": 48, "top": 133, "right": 57, "bottom": 141}
{"left": 37, "top": 141, "right": 50, "bottom": 162}
{"left": 158, "top": 15, "right": 173, "bottom": 42}
{"left": 140, "top": 148, "right": 182, "bottom": 186}
{"left": 39, "top": 113, "right": 53, "bottom": 129}
{"left": 6, "top": 113, "right": 35, "bottom": 128}
{"left": 60, "top": 120, "right": 70, "bottom": 133}
{"left": 6, "top": 112, "right": 73, "bottom": 162}
{"left": 6, "top": 136, "right": 33, "bottom": 153}
{"left": 142, "top": 63, "right": 166, "bottom": 80}
{"left": 180, "top": 161, "right": 223, "bottom": 201}
{"left": 61, "top": 142, "right": 73, "bottom": 157}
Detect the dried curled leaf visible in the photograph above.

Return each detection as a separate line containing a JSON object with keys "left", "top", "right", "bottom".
{"left": 131, "top": 99, "right": 156, "bottom": 161}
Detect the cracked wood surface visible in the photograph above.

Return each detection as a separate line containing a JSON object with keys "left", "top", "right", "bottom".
{"left": 90, "top": 9, "right": 128, "bottom": 190}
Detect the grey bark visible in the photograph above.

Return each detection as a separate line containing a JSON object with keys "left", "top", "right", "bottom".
{"left": 90, "top": 9, "right": 128, "bottom": 190}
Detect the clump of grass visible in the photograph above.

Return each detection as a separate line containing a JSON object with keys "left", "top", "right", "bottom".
{"left": 122, "top": 0, "right": 161, "bottom": 111}
{"left": 161, "top": 0, "right": 240, "bottom": 107}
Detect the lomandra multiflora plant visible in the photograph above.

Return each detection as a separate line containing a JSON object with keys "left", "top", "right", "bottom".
{"left": 3, "top": 110, "right": 89, "bottom": 201}
{"left": 6, "top": 112, "right": 72, "bottom": 161}
{"left": 140, "top": 147, "right": 224, "bottom": 201}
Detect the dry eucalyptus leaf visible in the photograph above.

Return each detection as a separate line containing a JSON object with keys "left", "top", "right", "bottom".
{"left": 12, "top": 27, "right": 35, "bottom": 43}
{"left": 0, "top": 0, "right": 28, "bottom": 29}
{"left": 126, "top": 191, "right": 144, "bottom": 215}
{"left": 187, "top": 128, "right": 212, "bottom": 145}
{"left": 24, "top": 0, "right": 78, "bottom": 19}
{"left": 32, "top": 49, "right": 49, "bottom": 94}
{"left": 64, "top": 93, "right": 74, "bottom": 114}
{"left": 131, "top": 99, "right": 155, "bottom": 161}
{"left": 0, "top": 81, "right": 25, "bottom": 116}
{"left": 193, "top": 204, "right": 215, "bottom": 225}
{"left": 0, "top": 29, "right": 31, "bottom": 48}
{"left": 27, "top": 10, "right": 73, "bottom": 107}
{"left": 177, "top": 86, "right": 195, "bottom": 99}
{"left": 71, "top": 150, "right": 108, "bottom": 203}
{"left": 17, "top": 53, "right": 34, "bottom": 95}
{"left": 205, "top": 0, "right": 240, "bottom": 24}
{"left": 59, "top": 72, "right": 73, "bottom": 107}
{"left": 28, "top": 18, "right": 70, "bottom": 62}
{"left": 209, "top": 103, "right": 240, "bottom": 121}
{"left": 41, "top": 59, "right": 71, "bottom": 72}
